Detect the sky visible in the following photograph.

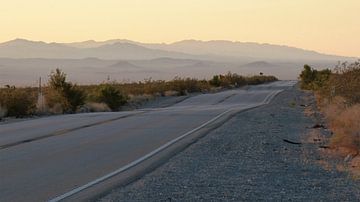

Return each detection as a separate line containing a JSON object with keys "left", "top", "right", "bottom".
{"left": 1, "top": 0, "right": 359, "bottom": 57}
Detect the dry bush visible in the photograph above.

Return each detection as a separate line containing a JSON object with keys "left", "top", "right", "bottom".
{"left": 328, "top": 104, "right": 360, "bottom": 152}
{"left": 321, "top": 97, "right": 360, "bottom": 153}
{"left": 82, "top": 73, "right": 277, "bottom": 100}
{"left": 325, "top": 61, "right": 360, "bottom": 104}
{"left": 210, "top": 72, "right": 277, "bottom": 87}
{"left": 88, "top": 83, "right": 127, "bottom": 111}
{"left": 45, "top": 69, "right": 85, "bottom": 113}
{"left": 302, "top": 61, "right": 360, "bottom": 155}
{"left": 0, "top": 87, "right": 36, "bottom": 117}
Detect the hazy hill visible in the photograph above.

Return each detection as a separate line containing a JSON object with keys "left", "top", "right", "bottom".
{"left": 65, "top": 39, "right": 133, "bottom": 49}
{"left": 143, "top": 40, "right": 352, "bottom": 61}
{"left": 240, "top": 61, "right": 278, "bottom": 68}
{"left": 0, "top": 38, "right": 357, "bottom": 86}
{"left": 0, "top": 38, "right": 355, "bottom": 62}
{"left": 0, "top": 39, "right": 194, "bottom": 60}
{"left": 63, "top": 39, "right": 355, "bottom": 61}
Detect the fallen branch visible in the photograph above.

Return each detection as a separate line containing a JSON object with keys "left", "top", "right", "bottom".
{"left": 283, "top": 139, "right": 302, "bottom": 145}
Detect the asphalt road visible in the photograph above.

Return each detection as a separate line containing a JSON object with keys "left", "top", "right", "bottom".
{"left": 0, "top": 81, "right": 296, "bottom": 202}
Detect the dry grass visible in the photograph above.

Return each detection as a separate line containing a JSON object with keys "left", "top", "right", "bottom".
{"left": 300, "top": 62, "right": 360, "bottom": 177}
{"left": 315, "top": 95, "right": 360, "bottom": 155}
{"left": 314, "top": 95, "right": 360, "bottom": 177}
{"left": 325, "top": 103, "right": 360, "bottom": 155}
{"left": 350, "top": 156, "right": 360, "bottom": 178}
{"left": 302, "top": 61, "right": 360, "bottom": 156}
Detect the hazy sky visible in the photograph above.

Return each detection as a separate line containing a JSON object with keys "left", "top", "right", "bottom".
{"left": 1, "top": 0, "right": 359, "bottom": 57}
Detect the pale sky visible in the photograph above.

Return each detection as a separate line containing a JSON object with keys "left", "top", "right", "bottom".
{"left": 1, "top": 0, "right": 359, "bottom": 57}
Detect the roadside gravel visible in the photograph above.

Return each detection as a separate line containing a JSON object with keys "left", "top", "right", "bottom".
{"left": 99, "top": 85, "right": 360, "bottom": 201}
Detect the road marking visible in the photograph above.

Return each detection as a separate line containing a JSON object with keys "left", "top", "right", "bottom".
{"left": 0, "top": 112, "right": 146, "bottom": 150}
{"left": 213, "top": 93, "right": 237, "bottom": 105}
{"left": 49, "top": 89, "right": 284, "bottom": 202}
{"left": 49, "top": 108, "right": 234, "bottom": 202}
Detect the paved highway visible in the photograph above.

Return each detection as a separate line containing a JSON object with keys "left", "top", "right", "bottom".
{"left": 0, "top": 81, "right": 296, "bottom": 202}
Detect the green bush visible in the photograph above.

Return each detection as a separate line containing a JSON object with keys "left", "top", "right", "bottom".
{"left": 45, "top": 69, "right": 85, "bottom": 113}
{"left": 299, "top": 64, "right": 331, "bottom": 90}
{"left": 210, "top": 75, "right": 221, "bottom": 87}
{"left": 0, "top": 86, "right": 36, "bottom": 117}
{"left": 91, "top": 83, "right": 127, "bottom": 111}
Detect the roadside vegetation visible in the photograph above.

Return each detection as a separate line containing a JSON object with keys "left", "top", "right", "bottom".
{"left": 299, "top": 60, "right": 360, "bottom": 156}
{"left": 0, "top": 69, "right": 277, "bottom": 118}
{"left": 0, "top": 86, "right": 37, "bottom": 118}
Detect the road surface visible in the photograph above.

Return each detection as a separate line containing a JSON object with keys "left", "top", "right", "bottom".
{"left": 0, "top": 81, "right": 296, "bottom": 202}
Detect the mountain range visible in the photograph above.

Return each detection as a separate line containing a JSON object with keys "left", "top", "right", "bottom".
{"left": 0, "top": 38, "right": 355, "bottom": 61}
{"left": 0, "top": 38, "right": 357, "bottom": 86}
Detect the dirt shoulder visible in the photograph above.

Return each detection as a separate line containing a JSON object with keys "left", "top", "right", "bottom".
{"left": 99, "top": 85, "right": 359, "bottom": 201}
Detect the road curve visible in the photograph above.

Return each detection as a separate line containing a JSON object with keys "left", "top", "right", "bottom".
{"left": 0, "top": 81, "right": 296, "bottom": 202}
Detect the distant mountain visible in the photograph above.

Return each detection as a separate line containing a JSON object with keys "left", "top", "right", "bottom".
{"left": 240, "top": 61, "right": 278, "bottom": 68}
{"left": 64, "top": 39, "right": 135, "bottom": 49}
{"left": 65, "top": 39, "right": 358, "bottom": 61}
{"left": 129, "top": 57, "right": 203, "bottom": 68}
{"left": 107, "top": 60, "right": 142, "bottom": 70}
{"left": 0, "top": 38, "right": 356, "bottom": 61}
{"left": 0, "top": 38, "right": 357, "bottom": 86}
{"left": 142, "top": 40, "right": 354, "bottom": 61}
{"left": 0, "top": 39, "right": 194, "bottom": 60}
{"left": 0, "top": 39, "right": 78, "bottom": 59}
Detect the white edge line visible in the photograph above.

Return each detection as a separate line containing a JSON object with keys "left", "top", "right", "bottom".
{"left": 49, "top": 89, "right": 284, "bottom": 202}
{"left": 49, "top": 109, "right": 233, "bottom": 202}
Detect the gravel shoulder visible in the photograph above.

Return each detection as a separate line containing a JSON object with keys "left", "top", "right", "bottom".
{"left": 99, "top": 85, "right": 360, "bottom": 201}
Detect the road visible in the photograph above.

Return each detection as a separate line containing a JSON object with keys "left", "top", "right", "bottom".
{"left": 0, "top": 81, "right": 296, "bottom": 202}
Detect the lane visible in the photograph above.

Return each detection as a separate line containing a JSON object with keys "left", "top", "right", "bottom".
{"left": 0, "top": 111, "right": 141, "bottom": 148}
{"left": 0, "top": 81, "right": 295, "bottom": 202}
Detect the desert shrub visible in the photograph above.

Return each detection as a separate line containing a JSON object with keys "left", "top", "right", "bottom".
{"left": 0, "top": 86, "right": 36, "bottom": 117}
{"left": 299, "top": 64, "right": 331, "bottom": 90}
{"left": 210, "top": 72, "right": 277, "bottom": 87}
{"left": 299, "top": 64, "right": 317, "bottom": 89}
{"left": 90, "top": 83, "right": 127, "bottom": 111}
{"left": 209, "top": 75, "right": 221, "bottom": 87}
{"left": 321, "top": 101, "right": 360, "bottom": 151}
{"left": 325, "top": 61, "right": 360, "bottom": 104}
{"left": 302, "top": 60, "right": 360, "bottom": 153}
{"left": 167, "top": 77, "right": 208, "bottom": 95}
{"left": 82, "top": 73, "right": 275, "bottom": 98}
{"left": 45, "top": 69, "right": 85, "bottom": 113}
